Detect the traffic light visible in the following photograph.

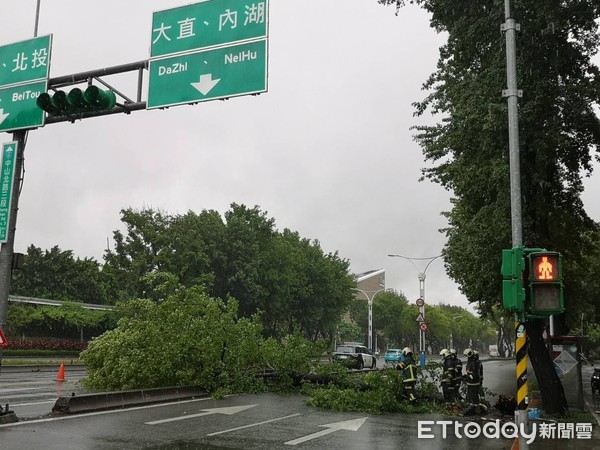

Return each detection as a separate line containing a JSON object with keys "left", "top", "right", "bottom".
{"left": 37, "top": 86, "right": 116, "bottom": 116}
{"left": 527, "top": 251, "right": 564, "bottom": 315}
{"left": 501, "top": 246, "right": 525, "bottom": 312}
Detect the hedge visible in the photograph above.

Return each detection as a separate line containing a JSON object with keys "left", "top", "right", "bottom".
{"left": 5, "top": 337, "right": 88, "bottom": 351}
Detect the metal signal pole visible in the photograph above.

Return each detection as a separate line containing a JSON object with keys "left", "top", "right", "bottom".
{"left": 502, "top": 0, "right": 528, "bottom": 448}
{"left": 0, "top": 0, "right": 41, "bottom": 370}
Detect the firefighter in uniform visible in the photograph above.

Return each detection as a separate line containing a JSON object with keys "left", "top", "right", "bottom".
{"left": 449, "top": 348, "right": 462, "bottom": 401}
{"left": 463, "top": 348, "right": 481, "bottom": 404}
{"left": 397, "top": 347, "right": 417, "bottom": 402}
{"left": 439, "top": 348, "right": 454, "bottom": 401}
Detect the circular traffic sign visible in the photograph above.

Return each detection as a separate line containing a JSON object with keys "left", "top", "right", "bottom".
{"left": 416, "top": 298, "right": 425, "bottom": 307}
{"left": 419, "top": 322, "right": 428, "bottom": 332}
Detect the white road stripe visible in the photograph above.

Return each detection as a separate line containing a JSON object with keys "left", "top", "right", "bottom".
{"left": 0, "top": 387, "right": 46, "bottom": 393}
{"left": 0, "top": 397, "right": 214, "bottom": 427}
{"left": 285, "top": 427, "right": 337, "bottom": 445}
{"left": 207, "top": 413, "right": 302, "bottom": 436}
{"left": 1, "top": 392, "right": 58, "bottom": 400}
{"left": 145, "top": 404, "right": 257, "bottom": 425}
{"left": 11, "top": 399, "right": 57, "bottom": 407}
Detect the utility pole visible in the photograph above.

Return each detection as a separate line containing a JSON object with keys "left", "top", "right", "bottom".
{"left": 501, "top": 0, "right": 528, "bottom": 448}
{"left": 0, "top": 1, "right": 40, "bottom": 369}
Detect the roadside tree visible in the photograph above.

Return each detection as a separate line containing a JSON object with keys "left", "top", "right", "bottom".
{"left": 11, "top": 245, "right": 107, "bottom": 304}
{"left": 102, "top": 204, "right": 355, "bottom": 341}
{"left": 380, "top": 0, "right": 600, "bottom": 414}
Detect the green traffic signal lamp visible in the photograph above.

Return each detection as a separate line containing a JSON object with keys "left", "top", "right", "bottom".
{"left": 67, "top": 88, "right": 87, "bottom": 110}
{"left": 37, "top": 86, "right": 116, "bottom": 116}
{"left": 83, "top": 85, "right": 116, "bottom": 110}
{"left": 37, "top": 91, "right": 64, "bottom": 115}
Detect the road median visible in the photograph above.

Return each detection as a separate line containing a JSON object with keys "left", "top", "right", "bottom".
{"left": 52, "top": 386, "right": 209, "bottom": 414}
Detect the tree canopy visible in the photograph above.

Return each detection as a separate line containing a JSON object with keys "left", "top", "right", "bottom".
{"left": 379, "top": 0, "right": 600, "bottom": 414}
{"left": 101, "top": 204, "right": 356, "bottom": 340}
{"left": 367, "top": 291, "right": 495, "bottom": 352}
{"left": 11, "top": 245, "right": 107, "bottom": 304}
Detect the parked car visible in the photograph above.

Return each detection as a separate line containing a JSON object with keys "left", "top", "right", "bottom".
{"left": 333, "top": 344, "right": 376, "bottom": 369}
{"left": 384, "top": 348, "right": 404, "bottom": 367}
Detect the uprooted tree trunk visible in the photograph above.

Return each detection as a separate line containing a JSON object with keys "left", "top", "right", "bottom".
{"left": 526, "top": 319, "right": 567, "bottom": 416}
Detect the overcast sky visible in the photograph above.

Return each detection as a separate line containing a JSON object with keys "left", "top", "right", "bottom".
{"left": 2, "top": 1, "right": 599, "bottom": 315}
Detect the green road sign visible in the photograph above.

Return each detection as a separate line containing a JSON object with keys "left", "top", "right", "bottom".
{"left": 0, "top": 35, "right": 52, "bottom": 87}
{"left": 147, "top": 39, "right": 267, "bottom": 109}
{"left": 151, "top": 0, "right": 268, "bottom": 58}
{"left": 0, "top": 80, "right": 47, "bottom": 132}
{"left": 0, "top": 141, "right": 17, "bottom": 243}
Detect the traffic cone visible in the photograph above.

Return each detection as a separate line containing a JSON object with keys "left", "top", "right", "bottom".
{"left": 56, "top": 362, "right": 66, "bottom": 382}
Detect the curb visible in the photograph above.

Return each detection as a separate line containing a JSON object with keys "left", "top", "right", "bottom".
{"left": 52, "top": 386, "right": 209, "bottom": 414}
{"left": 1, "top": 364, "right": 87, "bottom": 374}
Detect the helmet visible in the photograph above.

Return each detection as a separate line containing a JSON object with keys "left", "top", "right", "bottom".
{"left": 440, "top": 348, "right": 450, "bottom": 358}
{"left": 463, "top": 348, "right": 474, "bottom": 358}
{"left": 402, "top": 347, "right": 412, "bottom": 356}
{"left": 449, "top": 349, "right": 457, "bottom": 355}
{"left": 474, "top": 350, "right": 479, "bottom": 358}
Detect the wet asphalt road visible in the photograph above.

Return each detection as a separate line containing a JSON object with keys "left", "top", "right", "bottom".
{"left": 1, "top": 390, "right": 599, "bottom": 449}
{"left": 0, "top": 392, "right": 513, "bottom": 450}
{"left": 1, "top": 365, "right": 92, "bottom": 419}
{"left": 1, "top": 359, "right": 599, "bottom": 449}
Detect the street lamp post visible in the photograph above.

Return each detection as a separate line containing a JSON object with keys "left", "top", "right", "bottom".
{"left": 388, "top": 254, "right": 442, "bottom": 367}
{"left": 351, "top": 288, "right": 387, "bottom": 352}
{"left": 449, "top": 315, "right": 462, "bottom": 351}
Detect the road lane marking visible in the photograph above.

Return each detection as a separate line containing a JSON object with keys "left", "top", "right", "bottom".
{"left": 11, "top": 398, "right": 57, "bottom": 407}
{"left": 145, "top": 404, "right": 257, "bottom": 425}
{"left": 0, "top": 380, "right": 64, "bottom": 386}
{"left": 0, "top": 387, "right": 46, "bottom": 393}
{"left": 0, "top": 397, "right": 214, "bottom": 427}
{"left": 284, "top": 417, "right": 368, "bottom": 446}
{"left": 207, "top": 413, "right": 302, "bottom": 436}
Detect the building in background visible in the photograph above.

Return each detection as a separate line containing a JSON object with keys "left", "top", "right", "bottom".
{"left": 355, "top": 269, "right": 385, "bottom": 294}
{"left": 353, "top": 269, "right": 385, "bottom": 352}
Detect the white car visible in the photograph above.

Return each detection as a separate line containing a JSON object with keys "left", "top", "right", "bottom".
{"left": 333, "top": 344, "right": 376, "bottom": 369}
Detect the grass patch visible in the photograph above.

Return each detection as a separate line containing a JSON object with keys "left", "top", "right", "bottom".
{"left": 2, "top": 358, "right": 85, "bottom": 366}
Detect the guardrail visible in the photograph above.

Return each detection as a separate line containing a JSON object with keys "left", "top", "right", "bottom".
{"left": 8, "top": 295, "right": 114, "bottom": 311}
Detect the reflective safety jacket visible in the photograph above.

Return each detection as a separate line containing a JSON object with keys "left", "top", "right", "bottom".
{"left": 450, "top": 355, "right": 463, "bottom": 383}
{"left": 465, "top": 357, "right": 481, "bottom": 385}
{"left": 442, "top": 357, "right": 454, "bottom": 385}
{"left": 398, "top": 355, "right": 417, "bottom": 382}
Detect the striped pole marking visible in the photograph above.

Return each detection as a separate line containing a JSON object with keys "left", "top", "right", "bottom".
{"left": 515, "top": 321, "right": 527, "bottom": 409}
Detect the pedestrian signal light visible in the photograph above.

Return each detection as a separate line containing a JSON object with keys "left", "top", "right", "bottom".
{"left": 531, "top": 254, "right": 558, "bottom": 281}
{"left": 37, "top": 86, "right": 116, "bottom": 116}
{"left": 528, "top": 251, "right": 564, "bottom": 315}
